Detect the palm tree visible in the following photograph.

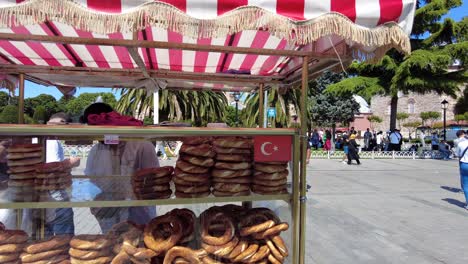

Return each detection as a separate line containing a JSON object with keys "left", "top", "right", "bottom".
{"left": 116, "top": 88, "right": 227, "bottom": 126}
{"left": 242, "top": 87, "right": 301, "bottom": 128}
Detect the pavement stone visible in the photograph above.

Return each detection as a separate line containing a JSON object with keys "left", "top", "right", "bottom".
{"left": 306, "top": 159, "right": 467, "bottom": 264}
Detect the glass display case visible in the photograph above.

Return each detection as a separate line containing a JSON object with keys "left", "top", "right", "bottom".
{"left": 0, "top": 125, "right": 301, "bottom": 264}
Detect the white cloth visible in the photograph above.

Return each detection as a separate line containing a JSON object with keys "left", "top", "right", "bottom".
{"left": 46, "top": 140, "right": 64, "bottom": 162}
{"left": 457, "top": 140, "right": 468, "bottom": 163}
{"left": 376, "top": 134, "right": 383, "bottom": 145}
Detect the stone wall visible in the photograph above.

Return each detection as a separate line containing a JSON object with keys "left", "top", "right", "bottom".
{"left": 370, "top": 92, "right": 458, "bottom": 135}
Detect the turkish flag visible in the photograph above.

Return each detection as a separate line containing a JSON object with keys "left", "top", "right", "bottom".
{"left": 254, "top": 136, "right": 292, "bottom": 162}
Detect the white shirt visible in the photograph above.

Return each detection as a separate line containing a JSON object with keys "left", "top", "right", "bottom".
{"left": 46, "top": 140, "right": 64, "bottom": 162}
{"left": 457, "top": 140, "right": 468, "bottom": 163}
{"left": 376, "top": 134, "right": 383, "bottom": 144}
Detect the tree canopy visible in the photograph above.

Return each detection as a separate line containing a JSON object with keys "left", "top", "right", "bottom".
{"left": 326, "top": 0, "right": 467, "bottom": 130}
{"left": 65, "top": 92, "right": 117, "bottom": 117}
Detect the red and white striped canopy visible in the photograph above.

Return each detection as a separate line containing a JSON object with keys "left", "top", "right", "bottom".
{"left": 0, "top": 0, "right": 416, "bottom": 92}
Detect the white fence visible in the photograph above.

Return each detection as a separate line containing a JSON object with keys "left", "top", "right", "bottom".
{"left": 310, "top": 150, "right": 442, "bottom": 159}
{"left": 65, "top": 145, "right": 441, "bottom": 160}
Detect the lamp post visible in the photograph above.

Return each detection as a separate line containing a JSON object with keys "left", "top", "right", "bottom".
{"left": 233, "top": 92, "right": 241, "bottom": 127}
{"left": 441, "top": 99, "right": 448, "bottom": 141}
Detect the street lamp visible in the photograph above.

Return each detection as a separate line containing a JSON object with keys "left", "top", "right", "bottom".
{"left": 233, "top": 92, "right": 241, "bottom": 127}
{"left": 441, "top": 99, "right": 448, "bottom": 141}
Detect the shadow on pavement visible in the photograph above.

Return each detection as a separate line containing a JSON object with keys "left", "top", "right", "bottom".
{"left": 442, "top": 198, "right": 466, "bottom": 209}
{"left": 441, "top": 186, "right": 462, "bottom": 193}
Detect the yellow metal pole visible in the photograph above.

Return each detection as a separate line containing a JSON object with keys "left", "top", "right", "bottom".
{"left": 258, "top": 83, "right": 264, "bottom": 128}
{"left": 18, "top": 74, "right": 24, "bottom": 124}
{"left": 299, "top": 57, "right": 308, "bottom": 264}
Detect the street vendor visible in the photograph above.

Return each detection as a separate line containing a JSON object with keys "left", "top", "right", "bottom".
{"left": 82, "top": 103, "right": 159, "bottom": 233}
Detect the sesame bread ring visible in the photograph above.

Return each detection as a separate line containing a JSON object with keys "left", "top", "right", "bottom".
{"left": 251, "top": 187, "right": 287, "bottom": 195}
{"left": 232, "top": 244, "right": 259, "bottom": 263}
{"left": 173, "top": 176, "right": 210, "bottom": 186}
{"left": 213, "top": 183, "right": 250, "bottom": 193}
{"left": 272, "top": 235, "right": 288, "bottom": 257}
{"left": 253, "top": 178, "right": 287, "bottom": 187}
{"left": 108, "top": 221, "right": 139, "bottom": 238}
{"left": 25, "top": 254, "right": 69, "bottom": 264}
{"left": 268, "top": 253, "right": 282, "bottom": 264}
{"left": 252, "top": 223, "right": 289, "bottom": 240}
{"left": 212, "top": 190, "right": 250, "bottom": 197}
{"left": 182, "top": 137, "right": 211, "bottom": 145}
{"left": 35, "top": 161, "right": 69, "bottom": 173}
{"left": 176, "top": 160, "right": 210, "bottom": 174}
{"left": 265, "top": 238, "right": 284, "bottom": 261}
{"left": 200, "top": 212, "right": 234, "bottom": 246}
{"left": 170, "top": 209, "right": 196, "bottom": 244}
{"left": 0, "top": 243, "right": 24, "bottom": 254}
{"left": 144, "top": 214, "right": 183, "bottom": 254}
{"left": 240, "top": 219, "right": 275, "bottom": 237}
{"left": 252, "top": 184, "right": 287, "bottom": 193}
{"left": 70, "top": 235, "right": 113, "bottom": 251}
{"left": 133, "top": 184, "right": 170, "bottom": 193}
{"left": 121, "top": 241, "right": 157, "bottom": 260}
{"left": 7, "top": 165, "right": 36, "bottom": 174}
{"left": 254, "top": 163, "right": 287, "bottom": 173}
{"left": 212, "top": 138, "right": 252, "bottom": 149}
{"left": 24, "top": 235, "right": 71, "bottom": 254}
{"left": 211, "top": 169, "right": 251, "bottom": 178}
{"left": 213, "top": 147, "right": 251, "bottom": 154}
{"left": 70, "top": 256, "right": 113, "bottom": 264}
{"left": 8, "top": 144, "right": 42, "bottom": 153}
{"left": 214, "top": 162, "right": 251, "bottom": 171}
{"left": 163, "top": 247, "right": 205, "bottom": 264}
{"left": 174, "top": 169, "right": 211, "bottom": 182}
{"left": 134, "top": 166, "right": 174, "bottom": 178}
{"left": 35, "top": 171, "right": 71, "bottom": 179}
{"left": 110, "top": 251, "right": 129, "bottom": 264}
{"left": 20, "top": 246, "right": 67, "bottom": 263}
{"left": 8, "top": 158, "right": 42, "bottom": 167}
{"left": 212, "top": 177, "right": 251, "bottom": 184}
{"left": 245, "top": 244, "right": 270, "bottom": 263}
{"left": 0, "top": 253, "right": 20, "bottom": 262}
{"left": 0, "top": 230, "right": 28, "bottom": 244}
{"left": 226, "top": 239, "right": 249, "bottom": 259}
{"left": 181, "top": 155, "right": 215, "bottom": 168}
{"left": 201, "top": 236, "right": 238, "bottom": 257}
{"left": 175, "top": 191, "right": 210, "bottom": 198}
{"left": 175, "top": 184, "right": 211, "bottom": 194}
{"left": 136, "top": 190, "right": 172, "bottom": 200}
{"left": 69, "top": 248, "right": 112, "bottom": 260}
{"left": 215, "top": 154, "right": 251, "bottom": 162}
{"left": 8, "top": 179, "right": 35, "bottom": 187}
{"left": 7, "top": 151, "right": 42, "bottom": 160}
{"left": 180, "top": 144, "right": 215, "bottom": 158}
{"left": 132, "top": 175, "right": 172, "bottom": 186}
{"left": 34, "top": 183, "right": 71, "bottom": 191}
{"left": 201, "top": 255, "right": 224, "bottom": 264}
{"left": 253, "top": 170, "right": 288, "bottom": 181}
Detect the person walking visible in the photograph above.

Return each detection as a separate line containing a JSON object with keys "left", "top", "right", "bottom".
{"left": 456, "top": 139, "right": 468, "bottom": 210}
{"left": 310, "top": 129, "right": 320, "bottom": 150}
{"left": 341, "top": 135, "right": 349, "bottom": 164}
{"left": 438, "top": 140, "right": 451, "bottom": 160}
{"left": 389, "top": 129, "right": 402, "bottom": 151}
{"left": 431, "top": 132, "right": 439, "bottom": 150}
{"left": 363, "top": 128, "right": 372, "bottom": 151}
{"left": 346, "top": 134, "right": 361, "bottom": 165}
{"left": 376, "top": 131, "right": 383, "bottom": 151}
{"left": 454, "top": 130, "right": 467, "bottom": 156}
{"left": 323, "top": 130, "right": 332, "bottom": 151}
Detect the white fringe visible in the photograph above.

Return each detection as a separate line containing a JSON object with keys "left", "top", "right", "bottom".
{"left": 0, "top": 0, "right": 411, "bottom": 60}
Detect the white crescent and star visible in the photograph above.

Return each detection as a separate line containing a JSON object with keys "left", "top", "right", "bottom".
{"left": 261, "top": 142, "right": 279, "bottom": 155}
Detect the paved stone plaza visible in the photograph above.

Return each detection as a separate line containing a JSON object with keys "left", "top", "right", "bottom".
{"left": 307, "top": 159, "right": 467, "bottom": 264}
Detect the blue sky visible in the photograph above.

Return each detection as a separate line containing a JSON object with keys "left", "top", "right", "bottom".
{"left": 1, "top": 1, "right": 466, "bottom": 100}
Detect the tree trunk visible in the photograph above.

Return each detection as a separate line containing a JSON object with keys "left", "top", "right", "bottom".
{"left": 389, "top": 96, "right": 398, "bottom": 130}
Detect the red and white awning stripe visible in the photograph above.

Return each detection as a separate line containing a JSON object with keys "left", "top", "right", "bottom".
{"left": 0, "top": 0, "right": 416, "bottom": 91}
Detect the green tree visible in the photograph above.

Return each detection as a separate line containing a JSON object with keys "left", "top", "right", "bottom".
{"left": 367, "top": 115, "right": 383, "bottom": 130}
{"left": 402, "top": 121, "right": 422, "bottom": 138}
{"left": 24, "top": 94, "right": 60, "bottom": 120}
{"left": 65, "top": 92, "right": 117, "bottom": 118}
{"left": 0, "top": 91, "right": 9, "bottom": 113}
{"left": 420, "top": 111, "right": 441, "bottom": 128}
{"left": 454, "top": 113, "right": 466, "bottom": 124}
{"left": 0, "top": 105, "right": 19, "bottom": 124}
{"left": 396, "top": 112, "right": 410, "bottom": 129}
{"left": 32, "top": 106, "right": 47, "bottom": 124}
{"left": 326, "top": 0, "right": 467, "bottom": 130}
{"left": 224, "top": 106, "right": 243, "bottom": 127}
{"left": 116, "top": 89, "right": 226, "bottom": 127}
{"left": 454, "top": 86, "right": 468, "bottom": 114}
